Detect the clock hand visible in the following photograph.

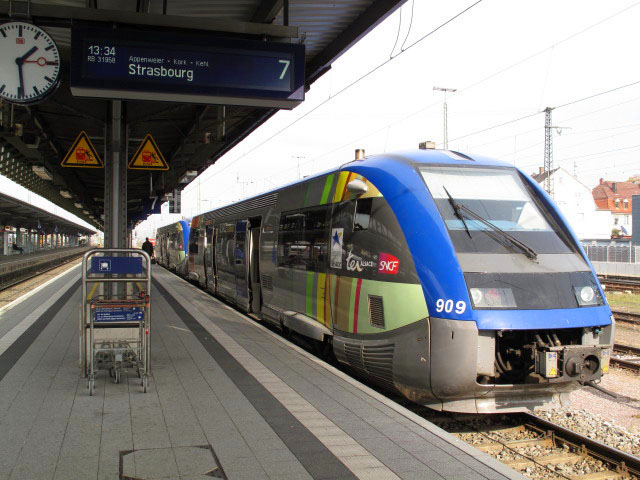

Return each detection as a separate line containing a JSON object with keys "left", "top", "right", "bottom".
{"left": 17, "top": 62, "right": 24, "bottom": 98}
{"left": 19, "top": 46, "right": 38, "bottom": 62}
{"left": 24, "top": 57, "right": 58, "bottom": 66}
{"left": 14, "top": 46, "right": 40, "bottom": 98}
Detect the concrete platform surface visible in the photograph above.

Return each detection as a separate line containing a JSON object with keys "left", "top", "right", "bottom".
{"left": 0, "top": 264, "right": 525, "bottom": 480}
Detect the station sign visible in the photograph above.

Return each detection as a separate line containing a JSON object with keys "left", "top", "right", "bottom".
{"left": 129, "top": 134, "right": 168, "bottom": 170}
{"left": 61, "top": 131, "right": 103, "bottom": 168}
{"left": 70, "top": 23, "right": 305, "bottom": 109}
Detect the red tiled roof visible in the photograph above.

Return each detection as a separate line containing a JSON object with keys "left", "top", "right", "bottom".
{"left": 592, "top": 180, "right": 640, "bottom": 200}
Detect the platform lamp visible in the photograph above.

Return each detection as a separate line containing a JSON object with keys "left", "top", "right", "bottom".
{"left": 32, "top": 165, "right": 53, "bottom": 181}
{"left": 433, "top": 86, "right": 456, "bottom": 149}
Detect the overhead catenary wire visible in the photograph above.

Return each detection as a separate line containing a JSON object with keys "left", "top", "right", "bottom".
{"left": 449, "top": 79, "right": 640, "bottom": 146}
{"left": 198, "top": 0, "right": 485, "bottom": 184}
{"left": 197, "top": 0, "right": 640, "bottom": 196}
{"left": 264, "top": 2, "right": 640, "bottom": 183}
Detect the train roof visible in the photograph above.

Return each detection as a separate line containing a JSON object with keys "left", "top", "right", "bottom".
{"left": 196, "top": 149, "right": 518, "bottom": 217}
{"left": 156, "top": 219, "right": 190, "bottom": 233}
{"left": 343, "top": 149, "right": 515, "bottom": 170}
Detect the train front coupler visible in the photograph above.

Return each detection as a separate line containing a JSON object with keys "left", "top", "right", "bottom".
{"left": 534, "top": 344, "right": 611, "bottom": 382}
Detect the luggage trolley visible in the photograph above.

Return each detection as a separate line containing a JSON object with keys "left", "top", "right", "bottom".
{"left": 81, "top": 248, "right": 151, "bottom": 396}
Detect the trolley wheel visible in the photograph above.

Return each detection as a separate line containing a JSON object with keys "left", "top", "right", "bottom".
{"left": 113, "top": 368, "right": 120, "bottom": 384}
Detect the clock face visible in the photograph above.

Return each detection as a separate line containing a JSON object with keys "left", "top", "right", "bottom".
{"left": 0, "top": 22, "right": 61, "bottom": 104}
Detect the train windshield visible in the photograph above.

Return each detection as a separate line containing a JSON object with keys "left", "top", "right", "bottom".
{"left": 420, "top": 165, "right": 579, "bottom": 256}
{"left": 421, "top": 165, "right": 599, "bottom": 310}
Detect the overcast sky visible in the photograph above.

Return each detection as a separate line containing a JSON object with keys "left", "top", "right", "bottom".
{"left": 4, "top": 1, "right": 639, "bottom": 239}
{"left": 151, "top": 0, "right": 640, "bottom": 238}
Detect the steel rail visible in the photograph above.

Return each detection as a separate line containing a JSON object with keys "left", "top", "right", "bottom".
{"left": 612, "top": 310, "right": 640, "bottom": 324}
{"left": 522, "top": 413, "right": 640, "bottom": 477}
{"left": 614, "top": 343, "right": 640, "bottom": 356}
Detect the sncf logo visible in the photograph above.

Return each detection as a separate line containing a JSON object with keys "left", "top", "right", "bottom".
{"left": 378, "top": 252, "right": 400, "bottom": 274}
{"left": 16, "top": 38, "right": 25, "bottom": 44}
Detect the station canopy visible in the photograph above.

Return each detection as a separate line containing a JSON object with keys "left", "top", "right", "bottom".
{"left": 0, "top": 0, "right": 405, "bottom": 231}
{"left": 0, "top": 190, "right": 96, "bottom": 236}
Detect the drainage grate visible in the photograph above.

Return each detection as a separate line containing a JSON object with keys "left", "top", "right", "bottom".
{"left": 120, "top": 445, "right": 226, "bottom": 479}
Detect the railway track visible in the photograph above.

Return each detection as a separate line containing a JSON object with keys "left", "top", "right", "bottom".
{"left": 0, "top": 252, "right": 85, "bottom": 293}
{"left": 0, "top": 258, "right": 82, "bottom": 309}
{"left": 612, "top": 343, "right": 640, "bottom": 373}
{"left": 600, "top": 276, "right": 640, "bottom": 294}
{"left": 612, "top": 311, "right": 640, "bottom": 326}
{"left": 425, "top": 411, "right": 640, "bottom": 480}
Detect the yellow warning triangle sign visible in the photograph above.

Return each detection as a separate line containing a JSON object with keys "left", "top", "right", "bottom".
{"left": 61, "top": 131, "right": 103, "bottom": 168}
{"left": 129, "top": 134, "right": 169, "bottom": 170}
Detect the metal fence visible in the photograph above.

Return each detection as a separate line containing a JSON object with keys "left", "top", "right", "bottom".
{"left": 582, "top": 245, "right": 640, "bottom": 263}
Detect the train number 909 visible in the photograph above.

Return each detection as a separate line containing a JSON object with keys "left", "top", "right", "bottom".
{"left": 435, "top": 298, "right": 466, "bottom": 314}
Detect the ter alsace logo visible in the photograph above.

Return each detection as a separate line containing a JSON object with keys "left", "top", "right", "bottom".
{"left": 378, "top": 252, "right": 400, "bottom": 274}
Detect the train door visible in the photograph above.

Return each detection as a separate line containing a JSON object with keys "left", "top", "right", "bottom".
{"left": 195, "top": 225, "right": 206, "bottom": 285}
{"left": 204, "top": 224, "right": 215, "bottom": 292}
{"left": 215, "top": 223, "right": 235, "bottom": 300}
{"left": 248, "top": 222, "right": 262, "bottom": 315}
{"left": 234, "top": 220, "right": 249, "bottom": 310}
{"left": 187, "top": 227, "right": 198, "bottom": 278}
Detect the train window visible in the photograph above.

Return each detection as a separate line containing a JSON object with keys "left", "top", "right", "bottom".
{"left": 216, "top": 223, "right": 235, "bottom": 268}
{"left": 277, "top": 206, "right": 330, "bottom": 271}
{"left": 330, "top": 198, "right": 419, "bottom": 283}
{"left": 354, "top": 198, "right": 372, "bottom": 231}
{"left": 189, "top": 229, "right": 199, "bottom": 254}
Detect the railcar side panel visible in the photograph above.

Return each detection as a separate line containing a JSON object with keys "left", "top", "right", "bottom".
{"left": 170, "top": 148, "right": 614, "bottom": 413}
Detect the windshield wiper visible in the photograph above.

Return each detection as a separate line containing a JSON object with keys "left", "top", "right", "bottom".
{"left": 443, "top": 187, "right": 472, "bottom": 239}
{"left": 444, "top": 190, "right": 538, "bottom": 261}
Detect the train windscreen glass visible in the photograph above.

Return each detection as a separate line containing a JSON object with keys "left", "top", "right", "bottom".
{"left": 420, "top": 165, "right": 577, "bottom": 253}
{"left": 420, "top": 165, "right": 599, "bottom": 309}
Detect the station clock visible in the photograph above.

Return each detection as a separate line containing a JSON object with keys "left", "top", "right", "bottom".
{"left": 0, "top": 21, "right": 61, "bottom": 104}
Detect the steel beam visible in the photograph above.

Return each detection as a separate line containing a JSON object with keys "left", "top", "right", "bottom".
{"left": 0, "top": 2, "right": 298, "bottom": 38}
{"left": 251, "top": 0, "right": 283, "bottom": 23}
{"left": 306, "top": 0, "right": 406, "bottom": 85}
{"left": 104, "top": 100, "right": 127, "bottom": 249}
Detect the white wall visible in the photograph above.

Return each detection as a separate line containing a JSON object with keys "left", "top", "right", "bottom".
{"left": 547, "top": 169, "right": 611, "bottom": 240}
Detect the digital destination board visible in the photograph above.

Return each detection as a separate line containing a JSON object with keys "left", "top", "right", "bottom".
{"left": 71, "top": 24, "right": 305, "bottom": 108}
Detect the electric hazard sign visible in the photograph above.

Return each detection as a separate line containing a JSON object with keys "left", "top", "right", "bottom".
{"left": 129, "top": 134, "right": 169, "bottom": 170}
{"left": 61, "top": 131, "right": 103, "bottom": 168}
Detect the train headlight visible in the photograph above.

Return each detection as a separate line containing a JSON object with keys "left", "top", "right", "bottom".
{"left": 470, "top": 288, "right": 483, "bottom": 305}
{"left": 469, "top": 287, "right": 516, "bottom": 308}
{"left": 574, "top": 286, "right": 598, "bottom": 306}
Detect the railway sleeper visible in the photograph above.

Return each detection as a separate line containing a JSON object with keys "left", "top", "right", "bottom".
{"left": 453, "top": 424, "right": 527, "bottom": 436}
{"left": 476, "top": 437, "right": 553, "bottom": 453}
{"left": 568, "top": 471, "right": 625, "bottom": 480}
{"left": 503, "top": 451, "right": 583, "bottom": 469}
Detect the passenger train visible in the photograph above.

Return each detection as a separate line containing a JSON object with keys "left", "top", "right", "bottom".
{"left": 156, "top": 220, "right": 190, "bottom": 277}
{"left": 156, "top": 147, "right": 613, "bottom": 413}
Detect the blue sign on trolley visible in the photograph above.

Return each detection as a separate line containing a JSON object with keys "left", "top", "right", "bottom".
{"left": 95, "top": 306, "right": 145, "bottom": 323}
{"left": 90, "top": 256, "right": 143, "bottom": 275}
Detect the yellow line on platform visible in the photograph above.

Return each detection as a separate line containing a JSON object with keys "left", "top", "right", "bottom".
{"left": 87, "top": 282, "right": 99, "bottom": 300}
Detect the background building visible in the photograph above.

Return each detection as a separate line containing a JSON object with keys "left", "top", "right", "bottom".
{"left": 532, "top": 167, "right": 610, "bottom": 239}
{"left": 592, "top": 178, "right": 640, "bottom": 237}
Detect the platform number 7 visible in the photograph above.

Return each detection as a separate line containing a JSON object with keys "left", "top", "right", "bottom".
{"left": 279, "top": 59, "right": 290, "bottom": 80}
